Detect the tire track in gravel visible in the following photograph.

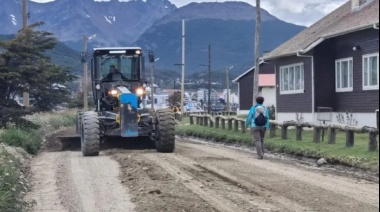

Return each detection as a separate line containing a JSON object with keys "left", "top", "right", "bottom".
{"left": 144, "top": 153, "right": 310, "bottom": 212}
{"left": 26, "top": 151, "right": 136, "bottom": 212}
{"left": 142, "top": 153, "right": 240, "bottom": 212}
{"left": 178, "top": 140, "right": 379, "bottom": 207}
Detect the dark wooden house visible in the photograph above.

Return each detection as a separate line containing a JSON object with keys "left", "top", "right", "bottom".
{"left": 233, "top": 62, "right": 275, "bottom": 114}
{"left": 263, "top": 0, "right": 379, "bottom": 127}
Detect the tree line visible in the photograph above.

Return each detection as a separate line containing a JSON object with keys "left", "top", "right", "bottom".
{"left": 0, "top": 22, "right": 76, "bottom": 128}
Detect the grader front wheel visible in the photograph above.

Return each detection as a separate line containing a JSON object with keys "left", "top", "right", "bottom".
{"left": 81, "top": 111, "right": 100, "bottom": 156}
{"left": 155, "top": 109, "right": 176, "bottom": 153}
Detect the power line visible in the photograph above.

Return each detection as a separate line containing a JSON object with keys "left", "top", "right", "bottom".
{"left": 211, "top": 0, "right": 218, "bottom": 9}
{"left": 16, "top": 0, "right": 23, "bottom": 17}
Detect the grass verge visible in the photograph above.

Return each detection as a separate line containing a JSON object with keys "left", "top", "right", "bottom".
{"left": 0, "top": 110, "right": 77, "bottom": 155}
{"left": 176, "top": 124, "right": 379, "bottom": 172}
{"left": 0, "top": 110, "right": 77, "bottom": 211}
{"left": 0, "top": 146, "right": 33, "bottom": 211}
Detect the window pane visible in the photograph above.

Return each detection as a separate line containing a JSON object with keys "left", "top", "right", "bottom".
{"left": 370, "top": 56, "right": 378, "bottom": 86}
{"left": 289, "top": 67, "right": 294, "bottom": 90}
{"left": 349, "top": 60, "right": 353, "bottom": 88}
{"left": 295, "top": 66, "right": 301, "bottom": 90}
{"left": 364, "top": 58, "right": 369, "bottom": 86}
{"left": 336, "top": 62, "right": 341, "bottom": 89}
{"left": 283, "top": 68, "right": 289, "bottom": 91}
{"left": 281, "top": 68, "right": 286, "bottom": 91}
{"left": 342, "top": 61, "right": 349, "bottom": 88}
{"left": 301, "top": 65, "right": 304, "bottom": 90}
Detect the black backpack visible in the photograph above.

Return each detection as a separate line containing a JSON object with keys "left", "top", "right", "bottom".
{"left": 254, "top": 106, "right": 267, "bottom": 127}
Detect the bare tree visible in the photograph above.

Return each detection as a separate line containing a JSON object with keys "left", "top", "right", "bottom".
{"left": 253, "top": 0, "right": 261, "bottom": 104}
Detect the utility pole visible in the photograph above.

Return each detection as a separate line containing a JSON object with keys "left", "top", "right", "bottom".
{"left": 180, "top": 19, "right": 186, "bottom": 115}
{"left": 208, "top": 44, "right": 211, "bottom": 114}
{"left": 226, "top": 66, "right": 230, "bottom": 112}
{"left": 83, "top": 35, "right": 89, "bottom": 111}
{"left": 22, "top": 0, "right": 27, "bottom": 30}
{"left": 149, "top": 52, "right": 155, "bottom": 111}
{"left": 22, "top": 0, "right": 29, "bottom": 108}
{"left": 253, "top": 0, "right": 261, "bottom": 104}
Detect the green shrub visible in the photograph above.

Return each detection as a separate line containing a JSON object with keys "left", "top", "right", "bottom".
{"left": 0, "top": 129, "right": 42, "bottom": 155}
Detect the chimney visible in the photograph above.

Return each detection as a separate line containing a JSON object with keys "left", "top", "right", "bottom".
{"left": 352, "top": 0, "right": 373, "bottom": 12}
{"left": 352, "top": 0, "right": 360, "bottom": 11}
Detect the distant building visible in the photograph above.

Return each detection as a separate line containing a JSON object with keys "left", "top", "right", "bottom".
{"left": 197, "top": 89, "right": 218, "bottom": 105}
{"left": 233, "top": 63, "right": 276, "bottom": 115}
{"left": 222, "top": 89, "right": 239, "bottom": 105}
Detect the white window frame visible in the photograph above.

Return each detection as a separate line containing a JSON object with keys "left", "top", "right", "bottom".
{"left": 363, "top": 53, "right": 379, "bottom": 90}
{"left": 279, "top": 63, "right": 305, "bottom": 95}
{"left": 335, "top": 57, "right": 354, "bottom": 92}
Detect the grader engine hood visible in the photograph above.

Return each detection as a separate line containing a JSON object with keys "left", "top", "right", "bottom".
{"left": 117, "top": 87, "right": 139, "bottom": 137}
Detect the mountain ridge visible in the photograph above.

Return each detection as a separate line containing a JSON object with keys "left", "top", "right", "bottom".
{"left": 135, "top": 2, "right": 306, "bottom": 74}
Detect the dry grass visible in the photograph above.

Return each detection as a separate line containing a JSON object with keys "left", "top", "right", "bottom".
{"left": 0, "top": 109, "right": 77, "bottom": 211}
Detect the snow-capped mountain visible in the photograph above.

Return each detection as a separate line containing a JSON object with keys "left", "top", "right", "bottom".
{"left": 0, "top": 0, "right": 176, "bottom": 49}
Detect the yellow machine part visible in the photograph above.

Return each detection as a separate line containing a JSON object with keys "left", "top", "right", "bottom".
{"left": 115, "top": 113, "right": 141, "bottom": 124}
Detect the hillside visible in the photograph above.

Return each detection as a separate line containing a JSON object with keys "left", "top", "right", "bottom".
{"left": 0, "top": 34, "right": 81, "bottom": 74}
{"left": 135, "top": 2, "right": 306, "bottom": 74}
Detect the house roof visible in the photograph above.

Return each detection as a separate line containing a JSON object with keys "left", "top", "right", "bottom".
{"left": 232, "top": 62, "right": 264, "bottom": 83}
{"left": 258, "top": 74, "right": 276, "bottom": 87}
{"left": 232, "top": 64, "right": 275, "bottom": 87}
{"left": 264, "top": 0, "right": 379, "bottom": 60}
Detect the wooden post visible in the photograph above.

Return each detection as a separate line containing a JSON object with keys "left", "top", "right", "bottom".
{"left": 346, "top": 130, "right": 354, "bottom": 147}
{"left": 215, "top": 117, "right": 220, "bottom": 129}
{"left": 327, "top": 127, "right": 337, "bottom": 144}
{"left": 209, "top": 118, "right": 214, "bottom": 128}
{"left": 296, "top": 126, "right": 303, "bottom": 141}
{"left": 234, "top": 120, "right": 239, "bottom": 132}
{"left": 221, "top": 118, "right": 226, "bottom": 129}
{"left": 368, "top": 132, "right": 378, "bottom": 151}
{"left": 241, "top": 121, "right": 246, "bottom": 134}
{"left": 190, "top": 116, "right": 194, "bottom": 125}
{"left": 228, "top": 119, "right": 233, "bottom": 131}
{"left": 281, "top": 126, "right": 288, "bottom": 140}
{"left": 270, "top": 124, "right": 276, "bottom": 138}
{"left": 204, "top": 117, "right": 209, "bottom": 127}
{"left": 313, "top": 127, "right": 321, "bottom": 143}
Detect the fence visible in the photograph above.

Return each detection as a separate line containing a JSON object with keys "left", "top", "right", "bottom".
{"left": 189, "top": 114, "right": 379, "bottom": 151}
{"left": 182, "top": 111, "right": 237, "bottom": 118}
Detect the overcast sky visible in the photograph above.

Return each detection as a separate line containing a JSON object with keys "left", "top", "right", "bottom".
{"left": 31, "top": 0, "right": 348, "bottom": 26}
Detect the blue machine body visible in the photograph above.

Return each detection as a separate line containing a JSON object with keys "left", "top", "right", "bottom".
{"left": 119, "top": 93, "right": 139, "bottom": 138}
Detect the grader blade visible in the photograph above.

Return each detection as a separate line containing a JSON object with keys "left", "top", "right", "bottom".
{"left": 57, "top": 135, "right": 81, "bottom": 151}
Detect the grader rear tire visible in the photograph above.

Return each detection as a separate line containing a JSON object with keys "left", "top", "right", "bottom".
{"left": 81, "top": 111, "right": 100, "bottom": 156}
{"left": 155, "top": 109, "right": 175, "bottom": 153}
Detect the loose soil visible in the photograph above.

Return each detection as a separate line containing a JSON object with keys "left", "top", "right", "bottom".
{"left": 110, "top": 137, "right": 379, "bottom": 212}
{"left": 25, "top": 129, "right": 379, "bottom": 212}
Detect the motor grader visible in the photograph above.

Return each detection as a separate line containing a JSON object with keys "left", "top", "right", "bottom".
{"left": 72, "top": 47, "right": 175, "bottom": 156}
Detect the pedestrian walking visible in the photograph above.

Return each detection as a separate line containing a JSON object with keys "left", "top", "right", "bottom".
{"left": 245, "top": 96, "right": 270, "bottom": 159}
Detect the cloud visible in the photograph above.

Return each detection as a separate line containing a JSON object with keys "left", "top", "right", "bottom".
{"left": 30, "top": 0, "right": 347, "bottom": 26}
{"left": 170, "top": 0, "right": 347, "bottom": 26}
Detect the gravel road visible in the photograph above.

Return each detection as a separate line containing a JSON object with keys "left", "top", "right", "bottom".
{"left": 25, "top": 151, "right": 135, "bottom": 212}
{"left": 26, "top": 136, "right": 379, "bottom": 212}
